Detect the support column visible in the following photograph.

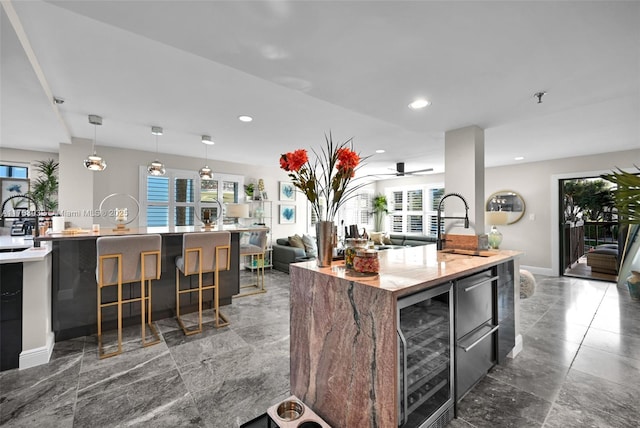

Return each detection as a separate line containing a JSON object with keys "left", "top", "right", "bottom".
{"left": 58, "top": 138, "right": 94, "bottom": 228}
{"left": 444, "top": 125, "right": 485, "bottom": 234}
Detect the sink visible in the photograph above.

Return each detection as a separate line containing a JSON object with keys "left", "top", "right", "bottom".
{"left": 0, "top": 247, "right": 29, "bottom": 253}
{"left": 440, "top": 249, "right": 493, "bottom": 257}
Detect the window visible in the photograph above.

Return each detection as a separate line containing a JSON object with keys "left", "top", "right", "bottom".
{"left": 0, "top": 164, "right": 28, "bottom": 178}
{"left": 140, "top": 167, "right": 244, "bottom": 227}
{"left": 387, "top": 184, "right": 444, "bottom": 235}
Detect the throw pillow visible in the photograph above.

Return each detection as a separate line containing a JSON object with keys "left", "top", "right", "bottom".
{"left": 302, "top": 234, "right": 318, "bottom": 257}
{"left": 369, "top": 232, "right": 384, "bottom": 245}
{"left": 288, "top": 234, "right": 305, "bottom": 249}
{"left": 382, "top": 233, "right": 392, "bottom": 245}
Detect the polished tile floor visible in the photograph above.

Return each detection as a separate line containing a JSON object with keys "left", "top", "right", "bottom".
{"left": 1, "top": 271, "right": 639, "bottom": 427}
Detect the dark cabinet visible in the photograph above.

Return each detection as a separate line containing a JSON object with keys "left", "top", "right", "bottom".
{"left": 1, "top": 262, "right": 23, "bottom": 371}
{"left": 454, "top": 268, "right": 499, "bottom": 402}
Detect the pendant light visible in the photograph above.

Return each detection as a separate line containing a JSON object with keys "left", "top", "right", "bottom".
{"left": 147, "top": 126, "right": 166, "bottom": 176}
{"left": 84, "top": 115, "right": 107, "bottom": 171}
{"left": 199, "top": 135, "right": 214, "bottom": 180}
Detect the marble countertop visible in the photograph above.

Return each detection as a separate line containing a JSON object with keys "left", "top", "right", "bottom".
{"left": 36, "top": 225, "right": 269, "bottom": 241}
{"left": 292, "top": 244, "right": 522, "bottom": 298}
{"left": 0, "top": 235, "right": 52, "bottom": 264}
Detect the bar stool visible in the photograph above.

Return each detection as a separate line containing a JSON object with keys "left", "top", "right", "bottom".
{"left": 175, "top": 231, "right": 230, "bottom": 335}
{"left": 237, "top": 230, "right": 268, "bottom": 297}
{"left": 96, "top": 234, "right": 162, "bottom": 359}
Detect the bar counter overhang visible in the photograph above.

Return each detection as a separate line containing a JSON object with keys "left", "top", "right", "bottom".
{"left": 36, "top": 225, "right": 266, "bottom": 341}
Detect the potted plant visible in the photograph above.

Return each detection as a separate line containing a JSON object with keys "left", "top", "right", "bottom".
{"left": 28, "top": 159, "right": 59, "bottom": 212}
{"left": 602, "top": 166, "right": 640, "bottom": 298}
{"left": 372, "top": 194, "right": 388, "bottom": 232}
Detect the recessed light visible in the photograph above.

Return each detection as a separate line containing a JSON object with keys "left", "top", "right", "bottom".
{"left": 375, "top": 149, "right": 385, "bottom": 154}
{"left": 238, "top": 115, "right": 253, "bottom": 122}
{"left": 514, "top": 156, "right": 525, "bottom": 161}
{"left": 408, "top": 98, "right": 430, "bottom": 110}
{"left": 202, "top": 135, "right": 214, "bottom": 145}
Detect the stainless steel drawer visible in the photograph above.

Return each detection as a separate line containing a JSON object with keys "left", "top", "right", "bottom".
{"left": 456, "top": 270, "right": 497, "bottom": 339}
{"left": 455, "top": 323, "right": 497, "bottom": 401}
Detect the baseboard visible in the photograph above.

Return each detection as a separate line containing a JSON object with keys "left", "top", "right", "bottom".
{"left": 19, "top": 331, "right": 55, "bottom": 370}
{"left": 520, "top": 265, "right": 555, "bottom": 277}
{"left": 507, "top": 334, "right": 523, "bottom": 359}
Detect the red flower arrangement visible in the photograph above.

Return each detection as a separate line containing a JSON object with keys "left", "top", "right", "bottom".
{"left": 280, "top": 133, "right": 366, "bottom": 222}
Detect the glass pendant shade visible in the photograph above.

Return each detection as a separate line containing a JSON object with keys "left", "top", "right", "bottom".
{"left": 85, "top": 114, "right": 106, "bottom": 171}
{"left": 147, "top": 160, "right": 166, "bottom": 176}
{"left": 147, "top": 126, "right": 166, "bottom": 176}
{"left": 199, "top": 165, "right": 213, "bottom": 180}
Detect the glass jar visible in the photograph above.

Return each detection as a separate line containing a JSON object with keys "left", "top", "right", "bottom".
{"left": 345, "top": 238, "right": 368, "bottom": 269}
{"left": 354, "top": 249, "right": 380, "bottom": 274}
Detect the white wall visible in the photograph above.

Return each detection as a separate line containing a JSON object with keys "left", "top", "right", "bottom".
{"left": 91, "top": 145, "right": 307, "bottom": 240}
{"left": 486, "top": 148, "right": 640, "bottom": 275}
{"left": 58, "top": 138, "right": 94, "bottom": 228}
{"left": 0, "top": 147, "right": 58, "bottom": 182}
{"left": 374, "top": 149, "right": 640, "bottom": 274}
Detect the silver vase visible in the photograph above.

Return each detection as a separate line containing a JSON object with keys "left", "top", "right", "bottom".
{"left": 316, "top": 220, "right": 335, "bottom": 267}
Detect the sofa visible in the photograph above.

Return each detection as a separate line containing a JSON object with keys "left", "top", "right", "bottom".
{"left": 273, "top": 232, "right": 437, "bottom": 273}
{"left": 372, "top": 233, "right": 437, "bottom": 249}
{"left": 273, "top": 237, "right": 316, "bottom": 273}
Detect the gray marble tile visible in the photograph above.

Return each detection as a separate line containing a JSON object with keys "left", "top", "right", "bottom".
{"left": 179, "top": 340, "right": 288, "bottom": 395}
{"left": 572, "top": 345, "right": 640, "bottom": 388}
{"left": 77, "top": 345, "right": 175, "bottom": 400}
{"left": 487, "top": 350, "right": 569, "bottom": 402}
{"left": 447, "top": 417, "right": 476, "bottom": 427}
{"left": 84, "top": 321, "right": 165, "bottom": 357}
{"left": 193, "top": 369, "right": 290, "bottom": 428}
{"left": 520, "top": 330, "right": 581, "bottom": 368}
{"left": 74, "top": 369, "right": 204, "bottom": 427}
{"left": 456, "top": 376, "right": 550, "bottom": 427}
{"left": 50, "top": 336, "right": 85, "bottom": 361}
{"left": 167, "top": 327, "right": 250, "bottom": 368}
{"left": 544, "top": 403, "right": 637, "bottom": 428}
{"left": 524, "top": 310, "right": 590, "bottom": 344}
{"left": 0, "top": 354, "right": 81, "bottom": 426}
{"left": 582, "top": 326, "right": 640, "bottom": 360}
{"left": 548, "top": 369, "right": 640, "bottom": 427}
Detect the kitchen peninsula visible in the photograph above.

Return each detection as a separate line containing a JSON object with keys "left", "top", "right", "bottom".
{"left": 290, "top": 245, "right": 521, "bottom": 428}
{"left": 37, "top": 226, "right": 267, "bottom": 341}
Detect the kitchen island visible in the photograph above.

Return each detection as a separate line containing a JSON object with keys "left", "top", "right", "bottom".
{"left": 37, "top": 226, "right": 267, "bottom": 341}
{"left": 290, "top": 245, "right": 521, "bottom": 428}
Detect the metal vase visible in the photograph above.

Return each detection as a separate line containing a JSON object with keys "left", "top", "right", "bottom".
{"left": 316, "top": 220, "right": 335, "bottom": 267}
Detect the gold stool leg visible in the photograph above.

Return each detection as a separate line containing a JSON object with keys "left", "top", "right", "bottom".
{"left": 176, "top": 249, "right": 204, "bottom": 335}
{"left": 98, "top": 254, "right": 124, "bottom": 359}
{"left": 141, "top": 251, "right": 160, "bottom": 347}
{"left": 236, "top": 251, "right": 267, "bottom": 298}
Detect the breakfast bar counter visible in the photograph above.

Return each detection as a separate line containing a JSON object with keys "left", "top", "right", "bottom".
{"left": 36, "top": 225, "right": 267, "bottom": 340}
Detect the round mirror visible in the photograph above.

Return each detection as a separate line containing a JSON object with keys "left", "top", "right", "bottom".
{"left": 486, "top": 191, "right": 526, "bottom": 225}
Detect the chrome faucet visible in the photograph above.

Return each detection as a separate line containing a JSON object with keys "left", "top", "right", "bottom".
{"left": 436, "top": 193, "right": 470, "bottom": 250}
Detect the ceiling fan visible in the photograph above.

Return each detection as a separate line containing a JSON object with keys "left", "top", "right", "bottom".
{"left": 386, "top": 162, "right": 434, "bottom": 177}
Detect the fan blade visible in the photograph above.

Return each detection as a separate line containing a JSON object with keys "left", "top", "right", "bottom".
{"left": 406, "top": 167, "right": 434, "bottom": 175}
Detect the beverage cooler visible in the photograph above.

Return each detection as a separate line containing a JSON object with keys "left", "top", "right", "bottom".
{"left": 397, "top": 282, "right": 454, "bottom": 428}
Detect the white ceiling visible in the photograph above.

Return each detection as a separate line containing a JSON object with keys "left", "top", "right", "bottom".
{"left": 1, "top": 0, "right": 639, "bottom": 177}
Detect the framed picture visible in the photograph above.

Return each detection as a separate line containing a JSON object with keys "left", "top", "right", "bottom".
{"left": 1, "top": 178, "right": 30, "bottom": 212}
{"left": 279, "top": 181, "right": 296, "bottom": 201}
{"left": 279, "top": 204, "right": 296, "bottom": 224}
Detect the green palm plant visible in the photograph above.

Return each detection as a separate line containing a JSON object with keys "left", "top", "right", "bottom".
{"left": 602, "top": 166, "right": 640, "bottom": 224}
{"left": 372, "top": 194, "right": 388, "bottom": 232}
{"left": 29, "top": 159, "right": 59, "bottom": 212}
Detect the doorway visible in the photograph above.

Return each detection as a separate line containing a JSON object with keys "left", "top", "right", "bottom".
{"left": 559, "top": 177, "right": 618, "bottom": 281}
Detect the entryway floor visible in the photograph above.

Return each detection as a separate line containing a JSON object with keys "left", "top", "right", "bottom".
{"left": 564, "top": 255, "right": 617, "bottom": 282}
{"left": 1, "top": 271, "right": 639, "bottom": 427}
